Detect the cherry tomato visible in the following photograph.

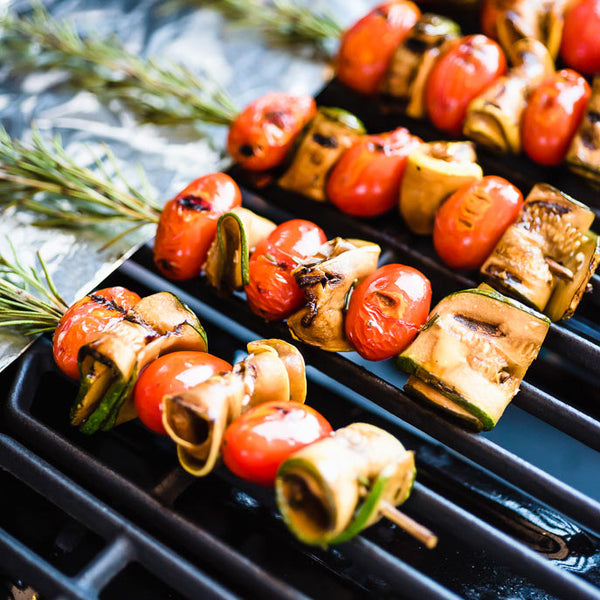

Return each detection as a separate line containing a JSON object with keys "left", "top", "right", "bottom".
{"left": 53, "top": 287, "right": 141, "bottom": 380}
{"left": 227, "top": 93, "right": 316, "bottom": 171}
{"left": 433, "top": 176, "right": 523, "bottom": 270}
{"left": 153, "top": 173, "right": 242, "bottom": 280}
{"left": 480, "top": 0, "right": 502, "bottom": 40}
{"left": 337, "top": 1, "right": 421, "bottom": 95}
{"left": 133, "top": 351, "right": 232, "bottom": 435}
{"left": 522, "top": 69, "right": 591, "bottom": 166}
{"left": 222, "top": 401, "right": 333, "bottom": 486}
{"left": 426, "top": 34, "right": 506, "bottom": 136}
{"left": 560, "top": 0, "right": 600, "bottom": 75}
{"left": 245, "top": 220, "right": 327, "bottom": 321}
{"left": 345, "top": 264, "right": 431, "bottom": 361}
{"left": 327, "top": 127, "right": 422, "bottom": 217}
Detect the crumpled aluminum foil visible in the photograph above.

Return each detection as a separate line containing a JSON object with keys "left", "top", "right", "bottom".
{"left": 0, "top": 0, "right": 376, "bottom": 372}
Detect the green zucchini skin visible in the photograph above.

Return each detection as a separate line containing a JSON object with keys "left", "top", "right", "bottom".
{"left": 396, "top": 288, "right": 550, "bottom": 431}
{"left": 275, "top": 423, "right": 415, "bottom": 546}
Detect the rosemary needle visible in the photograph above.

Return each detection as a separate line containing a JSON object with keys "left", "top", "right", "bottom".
{"left": 167, "top": 0, "right": 343, "bottom": 52}
{"left": 0, "top": 244, "right": 68, "bottom": 336}
{"left": 0, "top": 126, "right": 161, "bottom": 235}
{"left": 0, "top": 2, "right": 239, "bottom": 128}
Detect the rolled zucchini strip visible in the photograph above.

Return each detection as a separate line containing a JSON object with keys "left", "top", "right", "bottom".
{"left": 567, "top": 77, "right": 600, "bottom": 185}
{"left": 399, "top": 141, "right": 483, "bottom": 235}
{"left": 379, "top": 14, "right": 461, "bottom": 118}
{"left": 275, "top": 423, "right": 415, "bottom": 546}
{"left": 463, "top": 38, "right": 554, "bottom": 154}
{"left": 287, "top": 238, "right": 381, "bottom": 352}
{"left": 494, "top": 0, "right": 568, "bottom": 63}
{"left": 204, "top": 207, "right": 276, "bottom": 294}
{"left": 163, "top": 339, "right": 306, "bottom": 477}
{"left": 71, "top": 292, "right": 208, "bottom": 435}
{"left": 278, "top": 107, "right": 365, "bottom": 201}
{"left": 397, "top": 287, "right": 550, "bottom": 430}
{"left": 481, "top": 183, "right": 597, "bottom": 319}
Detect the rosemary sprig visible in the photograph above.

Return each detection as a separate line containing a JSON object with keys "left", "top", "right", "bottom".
{"left": 0, "top": 126, "right": 162, "bottom": 231}
{"left": 166, "top": 0, "right": 342, "bottom": 52}
{"left": 0, "top": 2, "right": 239, "bottom": 128}
{"left": 0, "top": 243, "right": 68, "bottom": 336}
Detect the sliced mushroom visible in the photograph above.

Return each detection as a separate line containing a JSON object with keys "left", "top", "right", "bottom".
{"left": 287, "top": 238, "right": 381, "bottom": 351}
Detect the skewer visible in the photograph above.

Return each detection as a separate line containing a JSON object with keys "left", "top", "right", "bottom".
{"left": 379, "top": 500, "right": 438, "bottom": 549}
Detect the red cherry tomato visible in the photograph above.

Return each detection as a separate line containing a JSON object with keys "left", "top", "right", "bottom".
{"left": 53, "top": 287, "right": 141, "bottom": 380}
{"left": 245, "top": 220, "right": 327, "bottom": 321}
{"left": 521, "top": 69, "right": 591, "bottom": 166}
{"left": 327, "top": 128, "right": 422, "bottom": 217}
{"left": 479, "top": 0, "right": 502, "bottom": 40}
{"left": 560, "top": 0, "right": 600, "bottom": 75}
{"left": 337, "top": 1, "right": 421, "bottom": 95}
{"left": 345, "top": 264, "right": 431, "bottom": 361}
{"left": 227, "top": 93, "right": 316, "bottom": 171}
{"left": 222, "top": 401, "right": 333, "bottom": 486}
{"left": 153, "top": 173, "right": 242, "bottom": 281}
{"left": 433, "top": 176, "right": 523, "bottom": 270}
{"left": 133, "top": 351, "right": 232, "bottom": 435}
{"left": 426, "top": 34, "right": 506, "bottom": 136}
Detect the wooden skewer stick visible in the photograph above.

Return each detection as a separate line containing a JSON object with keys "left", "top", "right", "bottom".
{"left": 379, "top": 500, "right": 438, "bottom": 549}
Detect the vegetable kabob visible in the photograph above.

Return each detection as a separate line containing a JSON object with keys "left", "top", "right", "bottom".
{"left": 0, "top": 252, "right": 437, "bottom": 548}
{"left": 0, "top": 129, "right": 568, "bottom": 432}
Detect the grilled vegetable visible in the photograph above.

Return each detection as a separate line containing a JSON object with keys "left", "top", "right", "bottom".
{"left": 560, "top": 0, "right": 600, "bottom": 75}
{"left": 345, "top": 264, "right": 432, "bottom": 361}
{"left": 379, "top": 14, "right": 461, "bottom": 118}
{"left": 336, "top": 1, "right": 421, "bottom": 95}
{"left": 245, "top": 220, "right": 327, "bottom": 321}
{"left": 485, "top": 0, "right": 569, "bottom": 63}
{"left": 287, "top": 238, "right": 381, "bottom": 351}
{"left": 162, "top": 339, "right": 306, "bottom": 477}
{"left": 481, "top": 183, "right": 597, "bottom": 319}
{"left": 463, "top": 38, "right": 554, "bottom": 154}
{"left": 326, "top": 127, "right": 422, "bottom": 217}
{"left": 425, "top": 34, "right": 506, "bottom": 137}
{"left": 204, "top": 208, "right": 276, "bottom": 295}
{"left": 433, "top": 176, "right": 524, "bottom": 270}
{"left": 71, "top": 292, "right": 208, "bottom": 435}
{"left": 275, "top": 422, "right": 415, "bottom": 545}
{"left": 227, "top": 93, "right": 316, "bottom": 171}
{"left": 397, "top": 287, "right": 550, "bottom": 430}
{"left": 399, "top": 141, "right": 483, "bottom": 235}
{"left": 566, "top": 77, "right": 600, "bottom": 184}
{"left": 278, "top": 107, "right": 365, "bottom": 201}
{"left": 133, "top": 351, "right": 232, "bottom": 435}
{"left": 522, "top": 69, "right": 591, "bottom": 166}
{"left": 153, "top": 174, "right": 242, "bottom": 281}
{"left": 53, "top": 287, "right": 141, "bottom": 380}
{"left": 222, "top": 401, "right": 333, "bottom": 486}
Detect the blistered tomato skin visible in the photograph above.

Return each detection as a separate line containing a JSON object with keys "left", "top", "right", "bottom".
{"left": 426, "top": 34, "right": 506, "bottom": 137}
{"left": 522, "top": 69, "right": 592, "bottom": 166}
{"left": 222, "top": 401, "right": 333, "bottom": 486}
{"left": 245, "top": 220, "right": 327, "bottom": 321}
{"left": 227, "top": 93, "right": 317, "bottom": 171}
{"left": 153, "top": 173, "right": 242, "bottom": 281}
{"left": 433, "top": 176, "right": 523, "bottom": 270}
{"left": 133, "top": 351, "right": 232, "bottom": 435}
{"left": 560, "top": 0, "right": 600, "bottom": 75}
{"left": 345, "top": 264, "right": 431, "bottom": 361}
{"left": 327, "top": 128, "right": 422, "bottom": 217}
{"left": 337, "top": 0, "right": 421, "bottom": 95}
{"left": 53, "top": 287, "right": 141, "bottom": 380}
